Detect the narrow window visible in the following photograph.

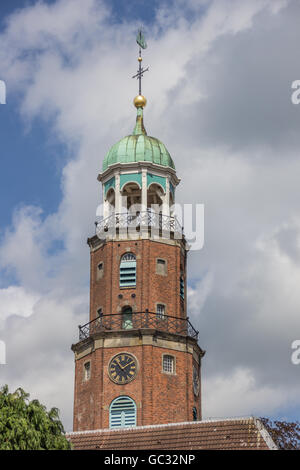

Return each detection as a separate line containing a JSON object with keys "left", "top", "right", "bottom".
{"left": 156, "top": 258, "right": 167, "bottom": 275}
{"left": 84, "top": 362, "right": 91, "bottom": 381}
{"left": 120, "top": 253, "right": 136, "bottom": 288}
{"left": 109, "top": 396, "right": 136, "bottom": 428}
{"left": 180, "top": 275, "right": 185, "bottom": 300}
{"left": 97, "top": 308, "right": 103, "bottom": 317}
{"left": 156, "top": 304, "right": 166, "bottom": 320}
{"left": 122, "top": 306, "right": 133, "bottom": 330}
{"left": 97, "top": 308, "right": 103, "bottom": 326}
{"left": 97, "top": 262, "right": 104, "bottom": 280}
{"left": 193, "top": 407, "right": 198, "bottom": 421}
{"left": 162, "top": 355, "right": 175, "bottom": 374}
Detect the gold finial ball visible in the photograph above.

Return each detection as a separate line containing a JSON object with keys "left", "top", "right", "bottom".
{"left": 134, "top": 95, "right": 147, "bottom": 108}
{"left": 138, "top": 57, "right": 142, "bottom": 62}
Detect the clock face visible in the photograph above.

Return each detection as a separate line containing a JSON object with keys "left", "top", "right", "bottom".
{"left": 108, "top": 353, "right": 138, "bottom": 384}
{"left": 193, "top": 366, "right": 200, "bottom": 396}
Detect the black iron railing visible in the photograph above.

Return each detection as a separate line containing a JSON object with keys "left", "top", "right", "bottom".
{"left": 95, "top": 211, "right": 183, "bottom": 239}
{"left": 78, "top": 311, "right": 198, "bottom": 341}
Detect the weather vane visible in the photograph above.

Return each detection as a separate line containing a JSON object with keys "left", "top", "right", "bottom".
{"left": 132, "top": 29, "right": 149, "bottom": 98}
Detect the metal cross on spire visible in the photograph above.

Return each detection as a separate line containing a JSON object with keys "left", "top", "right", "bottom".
{"left": 132, "top": 29, "right": 149, "bottom": 96}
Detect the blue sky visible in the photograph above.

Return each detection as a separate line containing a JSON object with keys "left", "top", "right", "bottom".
{"left": 0, "top": 0, "right": 65, "bottom": 231}
{"left": 0, "top": 100, "right": 64, "bottom": 228}
{"left": 1, "top": 0, "right": 300, "bottom": 432}
{"left": 0, "top": 0, "right": 165, "bottom": 230}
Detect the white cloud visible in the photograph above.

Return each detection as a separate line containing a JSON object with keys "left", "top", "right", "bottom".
{"left": 1, "top": 291, "right": 86, "bottom": 430}
{"left": 203, "top": 368, "right": 290, "bottom": 418}
{"left": 0, "top": 286, "right": 39, "bottom": 329}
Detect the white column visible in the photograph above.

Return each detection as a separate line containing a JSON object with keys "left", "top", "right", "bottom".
{"left": 141, "top": 169, "right": 147, "bottom": 212}
{"left": 102, "top": 183, "right": 108, "bottom": 219}
{"left": 115, "top": 172, "right": 122, "bottom": 214}
{"left": 163, "top": 177, "right": 170, "bottom": 217}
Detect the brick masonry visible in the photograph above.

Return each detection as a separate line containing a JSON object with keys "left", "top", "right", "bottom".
{"left": 88, "top": 237, "right": 187, "bottom": 320}
{"left": 72, "top": 236, "right": 204, "bottom": 431}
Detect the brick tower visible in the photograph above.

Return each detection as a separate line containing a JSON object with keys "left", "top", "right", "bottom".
{"left": 71, "top": 37, "right": 204, "bottom": 432}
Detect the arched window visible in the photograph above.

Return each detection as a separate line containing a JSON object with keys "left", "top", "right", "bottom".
{"left": 122, "top": 306, "right": 133, "bottom": 330}
{"left": 121, "top": 182, "right": 141, "bottom": 212}
{"left": 109, "top": 396, "right": 137, "bottom": 428}
{"left": 120, "top": 253, "right": 136, "bottom": 287}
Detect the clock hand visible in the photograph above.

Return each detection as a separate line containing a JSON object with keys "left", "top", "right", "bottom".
{"left": 115, "top": 359, "right": 125, "bottom": 370}
{"left": 124, "top": 361, "right": 135, "bottom": 370}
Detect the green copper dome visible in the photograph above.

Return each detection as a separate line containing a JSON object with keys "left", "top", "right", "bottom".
{"left": 102, "top": 108, "right": 175, "bottom": 172}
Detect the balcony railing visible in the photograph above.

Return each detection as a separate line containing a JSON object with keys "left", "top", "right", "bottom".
{"left": 95, "top": 211, "right": 183, "bottom": 239}
{"left": 78, "top": 311, "right": 199, "bottom": 341}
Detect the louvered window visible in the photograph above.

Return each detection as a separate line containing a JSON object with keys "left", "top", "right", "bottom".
{"left": 109, "top": 396, "right": 137, "bottom": 428}
{"left": 120, "top": 253, "right": 136, "bottom": 287}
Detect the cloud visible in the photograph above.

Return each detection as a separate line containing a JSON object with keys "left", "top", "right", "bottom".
{"left": 0, "top": 0, "right": 300, "bottom": 431}
{"left": 190, "top": 215, "right": 300, "bottom": 418}
{"left": 204, "top": 368, "right": 290, "bottom": 418}
{"left": 0, "top": 286, "right": 39, "bottom": 329}
{"left": 0, "top": 290, "right": 87, "bottom": 428}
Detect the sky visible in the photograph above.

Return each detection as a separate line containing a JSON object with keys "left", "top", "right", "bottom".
{"left": 0, "top": 0, "right": 300, "bottom": 432}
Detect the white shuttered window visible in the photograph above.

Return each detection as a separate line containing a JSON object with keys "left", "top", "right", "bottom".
{"left": 120, "top": 253, "right": 136, "bottom": 287}
{"left": 109, "top": 396, "right": 137, "bottom": 428}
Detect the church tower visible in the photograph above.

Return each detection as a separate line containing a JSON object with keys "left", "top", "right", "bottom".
{"left": 71, "top": 33, "right": 205, "bottom": 431}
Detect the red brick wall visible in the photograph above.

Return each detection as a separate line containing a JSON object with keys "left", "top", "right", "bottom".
{"left": 89, "top": 238, "right": 187, "bottom": 321}
{"left": 72, "top": 236, "right": 201, "bottom": 432}
{"left": 73, "top": 340, "right": 201, "bottom": 431}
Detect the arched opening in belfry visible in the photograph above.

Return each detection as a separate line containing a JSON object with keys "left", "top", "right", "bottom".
{"left": 147, "top": 183, "right": 164, "bottom": 212}
{"left": 121, "top": 182, "right": 141, "bottom": 213}
{"left": 106, "top": 188, "right": 115, "bottom": 214}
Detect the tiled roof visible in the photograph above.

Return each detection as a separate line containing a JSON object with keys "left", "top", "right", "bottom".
{"left": 67, "top": 417, "right": 277, "bottom": 451}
